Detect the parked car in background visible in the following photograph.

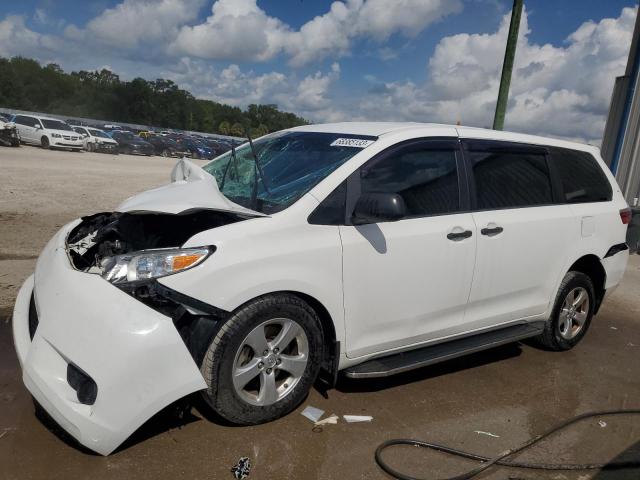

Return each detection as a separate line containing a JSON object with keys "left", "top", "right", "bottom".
{"left": 175, "top": 137, "right": 215, "bottom": 159}
{"left": 143, "top": 134, "right": 188, "bottom": 157}
{"left": 11, "top": 115, "right": 83, "bottom": 151}
{"left": 0, "top": 116, "right": 20, "bottom": 147}
{"left": 202, "top": 138, "right": 231, "bottom": 156}
{"left": 109, "top": 130, "right": 154, "bottom": 155}
{"left": 71, "top": 126, "right": 119, "bottom": 153}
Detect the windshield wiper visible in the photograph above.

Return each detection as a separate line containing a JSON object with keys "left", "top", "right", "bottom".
{"left": 245, "top": 128, "right": 270, "bottom": 195}
{"left": 219, "top": 143, "right": 239, "bottom": 191}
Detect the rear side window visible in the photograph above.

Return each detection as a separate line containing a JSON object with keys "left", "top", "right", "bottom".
{"left": 550, "top": 148, "right": 612, "bottom": 203}
{"left": 360, "top": 143, "right": 460, "bottom": 217}
{"left": 469, "top": 150, "right": 552, "bottom": 209}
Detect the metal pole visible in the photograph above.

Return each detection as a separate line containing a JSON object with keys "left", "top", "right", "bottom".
{"left": 493, "top": 0, "right": 524, "bottom": 130}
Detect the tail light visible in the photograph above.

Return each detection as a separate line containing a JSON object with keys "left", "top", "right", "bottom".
{"left": 620, "top": 208, "right": 632, "bottom": 225}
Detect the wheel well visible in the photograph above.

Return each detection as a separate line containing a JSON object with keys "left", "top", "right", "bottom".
{"left": 568, "top": 255, "right": 607, "bottom": 313}
{"left": 286, "top": 291, "right": 339, "bottom": 386}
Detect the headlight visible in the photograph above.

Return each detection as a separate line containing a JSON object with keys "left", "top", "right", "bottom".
{"left": 51, "top": 133, "right": 62, "bottom": 138}
{"left": 100, "top": 247, "right": 212, "bottom": 285}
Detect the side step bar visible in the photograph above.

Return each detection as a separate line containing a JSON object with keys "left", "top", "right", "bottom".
{"left": 344, "top": 322, "right": 546, "bottom": 379}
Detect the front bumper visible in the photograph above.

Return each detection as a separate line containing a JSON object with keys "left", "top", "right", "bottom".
{"left": 12, "top": 222, "right": 207, "bottom": 455}
{"left": 51, "top": 138, "right": 83, "bottom": 149}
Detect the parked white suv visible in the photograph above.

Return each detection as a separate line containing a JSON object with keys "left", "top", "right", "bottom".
{"left": 11, "top": 114, "right": 83, "bottom": 151}
{"left": 13, "top": 123, "right": 630, "bottom": 455}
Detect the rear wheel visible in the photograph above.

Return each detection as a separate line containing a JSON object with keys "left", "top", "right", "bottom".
{"left": 200, "top": 294, "right": 323, "bottom": 424}
{"left": 161, "top": 149, "right": 170, "bottom": 157}
{"left": 41, "top": 136, "right": 50, "bottom": 149}
{"left": 536, "top": 271, "right": 595, "bottom": 351}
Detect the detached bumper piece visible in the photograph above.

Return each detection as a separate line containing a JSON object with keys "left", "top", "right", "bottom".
{"left": 11, "top": 222, "right": 207, "bottom": 455}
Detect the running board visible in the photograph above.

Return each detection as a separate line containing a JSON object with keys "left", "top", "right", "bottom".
{"left": 344, "top": 322, "right": 546, "bottom": 379}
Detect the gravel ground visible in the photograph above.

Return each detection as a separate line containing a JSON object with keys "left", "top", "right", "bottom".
{"left": 1, "top": 145, "right": 639, "bottom": 480}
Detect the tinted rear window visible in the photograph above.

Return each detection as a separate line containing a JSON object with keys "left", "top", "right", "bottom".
{"left": 550, "top": 148, "right": 612, "bottom": 203}
{"left": 469, "top": 150, "right": 553, "bottom": 209}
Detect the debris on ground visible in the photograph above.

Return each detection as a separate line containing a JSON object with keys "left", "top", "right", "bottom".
{"left": 315, "top": 414, "right": 339, "bottom": 426}
{"left": 343, "top": 415, "right": 373, "bottom": 423}
{"left": 598, "top": 420, "right": 607, "bottom": 428}
{"left": 610, "top": 326, "right": 618, "bottom": 330}
{"left": 301, "top": 406, "right": 325, "bottom": 423}
{"left": 230, "top": 457, "right": 251, "bottom": 479}
{"left": 474, "top": 430, "right": 501, "bottom": 438}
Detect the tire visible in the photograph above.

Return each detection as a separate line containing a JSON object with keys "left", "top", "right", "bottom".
{"left": 200, "top": 294, "right": 323, "bottom": 425}
{"left": 41, "top": 136, "right": 50, "bottom": 149}
{"left": 161, "top": 149, "right": 169, "bottom": 157}
{"left": 535, "top": 271, "right": 595, "bottom": 351}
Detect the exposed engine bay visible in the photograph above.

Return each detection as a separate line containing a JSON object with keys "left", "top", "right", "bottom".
{"left": 66, "top": 209, "right": 247, "bottom": 272}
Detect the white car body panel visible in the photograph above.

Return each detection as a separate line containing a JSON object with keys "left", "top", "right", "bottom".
{"left": 12, "top": 122, "right": 630, "bottom": 455}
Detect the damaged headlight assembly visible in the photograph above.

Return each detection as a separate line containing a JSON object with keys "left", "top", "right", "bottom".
{"left": 100, "top": 247, "right": 213, "bottom": 285}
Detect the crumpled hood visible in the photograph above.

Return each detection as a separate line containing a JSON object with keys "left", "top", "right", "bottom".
{"left": 117, "top": 158, "right": 265, "bottom": 216}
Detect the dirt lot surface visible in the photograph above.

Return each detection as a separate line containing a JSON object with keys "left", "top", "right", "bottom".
{"left": 1, "top": 145, "right": 640, "bottom": 479}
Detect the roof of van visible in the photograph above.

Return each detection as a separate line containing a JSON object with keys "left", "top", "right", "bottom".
{"left": 290, "top": 122, "right": 598, "bottom": 152}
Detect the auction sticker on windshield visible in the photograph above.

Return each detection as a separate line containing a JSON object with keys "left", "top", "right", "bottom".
{"left": 330, "top": 138, "right": 375, "bottom": 148}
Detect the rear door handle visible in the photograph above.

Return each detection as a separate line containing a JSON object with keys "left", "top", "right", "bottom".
{"left": 481, "top": 226, "right": 504, "bottom": 236}
{"left": 447, "top": 230, "right": 473, "bottom": 241}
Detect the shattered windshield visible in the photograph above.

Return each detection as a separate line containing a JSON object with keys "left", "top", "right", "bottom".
{"left": 203, "top": 131, "right": 375, "bottom": 214}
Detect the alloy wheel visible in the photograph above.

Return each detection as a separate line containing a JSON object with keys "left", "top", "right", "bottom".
{"left": 558, "top": 287, "right": 589, "bottom": 340}
{"left": 232, "top": 318, "right": 309, "bottom": 406}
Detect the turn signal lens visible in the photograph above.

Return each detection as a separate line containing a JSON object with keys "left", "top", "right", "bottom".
{"left": 172, "top": 254, "right": 203, "bottom": 271}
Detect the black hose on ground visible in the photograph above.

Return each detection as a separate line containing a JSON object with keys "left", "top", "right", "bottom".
{"left": 375, "top": 409, "right": 640, "bottom": 480}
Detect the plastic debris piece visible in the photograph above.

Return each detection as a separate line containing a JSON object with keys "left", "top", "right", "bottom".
{"left": 598, "top": 420, "right": 607, "bottom": 428}
{"left": 343, "top": 415, "right": 373, "bottom": 423}
{"left": 301, "top": 406, "right": 325, "bottom": 423}
{"left": 315, "top": 414, "right": 339, "bottom": 426}
{"left": 610, "top": 326, "right": 618, "bottom": 330}
{"left": 474, "top": 430, "right": 500, "bottom": 438}
{"left": 231, "top": 457, "right": 251, "bottom": 479}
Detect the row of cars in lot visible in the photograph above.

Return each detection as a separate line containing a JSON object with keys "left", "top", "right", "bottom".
{"left": 0, "top": 112, "right": 239, "bottom": 159}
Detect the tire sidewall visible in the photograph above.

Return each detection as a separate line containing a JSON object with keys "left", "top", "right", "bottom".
{"left": 201, "top": 295, "right": 323, "bottom": 424}
{"left": 549, "top": 272, "right": 595, "bottom": 350}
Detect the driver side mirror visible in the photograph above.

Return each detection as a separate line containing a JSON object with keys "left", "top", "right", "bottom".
{"left": 34, "top": 124, "right": 41, "bottom": 129}
{"left": 352, "top": 192, "right": 407, "bottom": 225}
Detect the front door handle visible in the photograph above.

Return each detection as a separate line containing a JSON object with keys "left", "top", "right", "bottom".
{"left": 447, "top": 230, "right": 473, "bottom": 241}
{"left": 481, "top": 226, "right": 504, "bottom": 236}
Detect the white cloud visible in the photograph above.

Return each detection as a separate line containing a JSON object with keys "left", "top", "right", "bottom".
{"left": 65, "top": 0, "right": 206, "bottom": 50}
{"left": 171, "top": 0, "right": 462, "bottom": 66}
{"left": 164, "top": 58, "right": 342, "bottom": 121}
{"left": 0, "top": 15, "right": 62, "bottom": 59}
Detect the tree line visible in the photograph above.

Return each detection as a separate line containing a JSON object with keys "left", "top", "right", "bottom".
{"left": 0, "top": 56, "right": 308, "bottom": 136}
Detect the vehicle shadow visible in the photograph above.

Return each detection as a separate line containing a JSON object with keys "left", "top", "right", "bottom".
{"left": 591, "top": 439, "right": 640, "bottom": 479}
{"left": 334, "top": 342, "right": 523, "bottom": 393}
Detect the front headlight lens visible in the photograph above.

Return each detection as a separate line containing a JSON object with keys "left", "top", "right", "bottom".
{"left": 51, "top": 133, "right": 62, "bottom": 138}
{"left": 101, "top": 247, "right": 212, "bottom": 285}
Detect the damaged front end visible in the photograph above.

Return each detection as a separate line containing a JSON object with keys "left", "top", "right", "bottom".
{"left": 65, "top": 209, "right": 244, "bottom": 364}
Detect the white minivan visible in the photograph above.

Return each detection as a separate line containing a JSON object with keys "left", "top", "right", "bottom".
{"left": 12, "top": 114, "right": 84, "bottom": 151}
{"left": 13, "top": 123, "right": 630, "bottom": 455}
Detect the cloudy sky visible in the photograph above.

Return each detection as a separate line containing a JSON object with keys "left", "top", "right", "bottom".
{"left": 0, "top": 0, "right": 637, "bottom": 143}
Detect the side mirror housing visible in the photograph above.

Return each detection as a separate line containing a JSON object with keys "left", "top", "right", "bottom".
{"left": 34, "top": 124, "right": 41, "bottom": 129}
{"left": 352, "top": 192, "right": 407, "bottom": 225}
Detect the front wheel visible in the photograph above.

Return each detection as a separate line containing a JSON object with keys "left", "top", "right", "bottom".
{"left": 41, "top": 136, "right": 50, "bottom": 149}
{"left": 535, "top": 271, "right": 595, "bottom": 351}
{"left": 200, "top": 294, "right": 323, "bottom": 425}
